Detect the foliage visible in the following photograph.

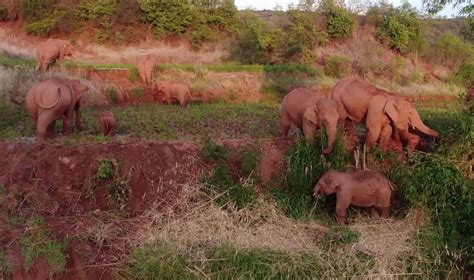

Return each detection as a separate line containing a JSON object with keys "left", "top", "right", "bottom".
{"left": 0, "top": 250, "right": 12, "bottom": 275}
{"left": 22, "top": 0, "right": 55, "bottom": 21}
{"left": 376, "top": 3, "right": 423, "bottom": 54}
{"left": 19, "top": 216, "right": 68, "bottom": 273}
{"left": 230, "top": 11, "right": 285, "bottom": 64}
{"left": 77, "top": 0, "right": 117, "bottom": 29}
{"left": 284, "top": 9, "right": 328, "bottom": 62}
{"left": 427, "top": 32, "right": 474, "bottom": 69}
{"left": 25, "top": 10, "right": 67, "bottom": 36}
{"left": 0, "top": 5, "right": 7, "bottom": 21}
{"left": 239, "top": 144, "right": 261, "bottom": 177}
{"left": 201, "top": 138, "right": 228, "bottom": 161}
{"left": 323, "top": 3, "right": 355, "bottom": 39}
{"left": 139, "top": 0, "right": 193, "bottom": 38}
{"left": 324, "top": 55, "right": 351, "bottom": 78}
{"left": 106, "top": 87, "right": 120, "bottom": 105}
{"left": 207, "top": 163, "right": 257, "bottom": 208}
{"left": 453, "top": 62, "right": 474, "bottom": 88}
{"left": 321, "top": 226, "right": 360, "bottom": 248}
{"left": 94, "top": 158, "right": 129, "bottom": 211}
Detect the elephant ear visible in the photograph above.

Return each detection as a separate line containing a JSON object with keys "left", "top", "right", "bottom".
{"left": 303, "top": 106, "right": 319, "bottom": 125}
{"left": 383, "top": 99, "right": 399, "bottom": 122}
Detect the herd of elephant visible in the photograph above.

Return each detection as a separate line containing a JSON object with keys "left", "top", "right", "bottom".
{"left": 25, "top": 38, "right": 442, "bottom": 224}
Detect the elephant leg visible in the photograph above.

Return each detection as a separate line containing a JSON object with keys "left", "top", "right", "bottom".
{"left": 370, "top": 207, "right": 380, "bottom": 218}
{"left": 74, "top": 101, "right": 83, "bottom": 130}
{"left": 46, "top": 120, "right": 56, "bottom": 138}
{"left": 36, "top": 113, "right": 55, "bottom": 144}
{"left": 280, "top": 110, "right": 292, "bottom": 138}
{"left": 335, "top": 197, "right": 350, "bottom": 224}
{"left": 376, "top": 206, "right": 390, "bottom": 218}
{"left": 379, "top": 124, "right": 392, "bottom": 151}
{"left": 365, "top": 117, "right": 382, "bottom": 150}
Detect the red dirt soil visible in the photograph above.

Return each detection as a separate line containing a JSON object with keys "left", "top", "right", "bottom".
{"left": 0, "top": 139, "right": 292, "bottom": 279}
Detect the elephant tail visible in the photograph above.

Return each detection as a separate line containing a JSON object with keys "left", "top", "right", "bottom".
{"left": 37, "top": 88, "right": 61, "bottom": 110}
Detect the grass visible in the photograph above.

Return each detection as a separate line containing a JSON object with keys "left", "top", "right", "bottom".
{"left": 93, "top": 158, "right": 129, "bottom": 211}
{"left": 19, "top": 216, "right": 68, "bottom": 274}
{"left": 127, "top": 242, "right": 376, "bottom": 279}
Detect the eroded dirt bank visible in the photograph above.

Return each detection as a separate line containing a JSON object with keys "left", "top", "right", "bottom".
{"left": 0, "top": 139, "right": 292, "bottom": 278}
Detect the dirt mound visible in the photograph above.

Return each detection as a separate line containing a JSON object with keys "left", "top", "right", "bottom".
{"left": 0, "top": 139, "right": 292, "bottom": 278}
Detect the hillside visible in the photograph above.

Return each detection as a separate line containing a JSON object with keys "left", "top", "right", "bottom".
{"left": 0, "top": 1, "right": 473, "bottom": 279}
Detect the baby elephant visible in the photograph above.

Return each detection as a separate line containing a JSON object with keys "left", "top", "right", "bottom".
{"left": 155, "top": 81, "right": 191, "bottom": 108}
{"left": 99, "top": 111, "right": 117, "bottom": 136}
{"left": 313, "top": 170, "right": 394, "bottom": 224}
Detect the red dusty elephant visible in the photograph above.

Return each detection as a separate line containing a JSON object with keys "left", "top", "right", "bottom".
{"left": 35, "top": 39, "right": 74, "bottom": 71}
{"left": 99, "top": 111, "right": 117, "bottom": 136}
{"left": 281, "top": 88, "right": 340, "bottom": 155}
{"left": 331, "top": 77, "right": 439, "bottom": 151}
{"left": 155, "top": 81, "right": 192, "bottom": 108}
{"left": 136, "top": 54, "right": 157, "bottom": 86}
{"left": 26, "top": 77, "right": 88, "bottom": 144}
{"left": 313, "top": 170, "right": 395, "bottom": 224}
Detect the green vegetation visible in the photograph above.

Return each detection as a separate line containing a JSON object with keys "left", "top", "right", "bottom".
{"left": 25, "top": 10, "right": 67, "bottom": 36}
{"left": 19, "top": 216, "right": 68, "bottom": 273}
{"left": 0, "top": 250, "right": 12, "bottom": 276}
{"left": 376, "top": 3, "right": 422, "bottom": 54}
{"left": 128, "top": 242, "right": 376, "bottom": 279}
{"left": 201, "top": 138, "right": 228, "bottom": 161}
{"left": 322, "top": 3, "right": 355, "bottom": 39}
{"left": 94, "top": 158, "right": 129, "bottom": 211}
{"left": 321, "top": 226, "right": 360, "bottom": 248}
{"left": 0, "top": 5, "right": 7, "bottom": 21}
{"left": 324, "top": 55, "right": 351, "bottom": 78}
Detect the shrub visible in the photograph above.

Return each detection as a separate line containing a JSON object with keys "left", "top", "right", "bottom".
{"left": 201, "top": 138, "right": 228, "bottom": 161}
{"left": 376, "top": 3, "right": 422, "bottom": 54}
{"left": 25, "top": 10, "right": 66, "bottom": 36}
{"left": 22, "top": 0, "right": 55, "bottom": 21}
{"left": 0, "top": 5, "right": 7, "bottom": 21}
{"left": 284, "top": 9, "right": 328, "bottom": 63}
{"left": 77, "top": 0, "right": 117, "bottom": 29}
{"left": 428, "top": 32, "right": 474, "bottom": 69}
{"left": 323, "top": 4, "right": 355, "bottom": 39}
{"left": 453, "top": 62, "right": 474, "bottom": 88}
{"left": 230, "top": 11, "right": 285, "bottom": 64}
{"left": 324, "top": 55, "right": 351, "bottom": 78}
{"left": 139, "top": 0, "right": 193, "bottom": 38}
{"left": 106, "top": 87, "right": 119, "bottom": 104}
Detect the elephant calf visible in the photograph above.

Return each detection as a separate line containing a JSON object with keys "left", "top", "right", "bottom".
{"left": 99, "top": 111, "right": 117, "bottom": 136}
{"left": 313, "top": 170, "right": 394, "bottom": 224}
{"left": 281, "top": 88, "right": 339, "bottom": 154}
{"left": 155, "top": 81, "right": 192, "bottom": 108}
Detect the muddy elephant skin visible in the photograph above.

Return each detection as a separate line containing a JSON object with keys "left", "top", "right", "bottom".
{"left": 281, "top": 88, "right": 339, "bottom": 154}
{"left": 26, "top": 78, "right": 88, "bottom": 144}
{"left": 155, "top": 81, "right": 192, "bottom": 108}
{"left": 331, "top": 77, "right": 439, "bottom": 150}
{"left": 99, "top": 111, "right": 117, "bottom": 136}
{"left": 313, "top": 170, "right": 394, "bottom": 224}
{"left": 36, "top": 39, "right": 73, "bottom": 71}
{"left": 136, "top": 54, "right": 157, "bottom": 86}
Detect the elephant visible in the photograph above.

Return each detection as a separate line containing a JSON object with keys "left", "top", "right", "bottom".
{"left": 26, "top": 77, "right": 88, "bottom": 144}
{"left": 331, "top": 77, "right": 439, "bottom": 151}
{"left": 99, "top": 111, "right": 117, "bottom": 136}
{"left": 136, "top": 54, "right": 156, "bottom": 86}
{"left": 155, "top": 81, "right": 192, "bottom": 108}
{"left": 35, "top": 39, "right": 73, "bottom": 71}
{"left": 281, "top": 88, "right": 339, "bottom": 155}
{"left": 313, "top": 170, "right": 394, "bottom": 224}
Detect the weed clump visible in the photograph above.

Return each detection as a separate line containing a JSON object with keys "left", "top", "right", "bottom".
{"left": 94, "top": 158, "right": 129, "bottom": 211}
{"left": 19, "top": 216, "right": 68, "bottom": 274}
{"left": 324, "top": 55, "right": 352, "bottom": 78}
{"left": 201, "top": 138, "right": 228, "bottom": 161}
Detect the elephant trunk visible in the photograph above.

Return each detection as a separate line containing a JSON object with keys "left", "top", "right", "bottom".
{"left": 323, "top": 124, "right": 337, "bottom": 155}
{"left": 410, "top": 110, "right": 439, "bottom": 137}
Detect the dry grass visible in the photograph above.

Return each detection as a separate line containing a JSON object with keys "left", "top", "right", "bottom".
{"left": 398, "top": 82, "right": 465, "bottom": 96}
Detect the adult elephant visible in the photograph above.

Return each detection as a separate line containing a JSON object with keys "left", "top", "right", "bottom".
{"left": 331, "top": 77, "right": 439, "bottom": 150}
{"left": 35, "top": 39, "right": 74, "bottom": 71}
{"left": 26, "top": 77, "right": 88, "bottom": 144}
{"left": 281, "top": 88, "right": 340, "bottom": 155}
{"left": 136, "top": 54, "right": 156, "bottom": 86}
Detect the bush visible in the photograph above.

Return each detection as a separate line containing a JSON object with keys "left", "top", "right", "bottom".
{"left": 324, "top": 55, "right": 351, "bottom": 78}
{"left": 0, "top": 5, "right": 7, "bottom": 21}
{"left": 428, "top": 32, "right": 474, "bottom": 69}
{"left": 230, "top": 11, "right": 285, "bottom": 64}
{"left": 77, "top": 0, "right": 117, "bottom": 29}
{"left": 22, "top": 0, "right": 55, "bottom": 20}
{"left": 284, "top": 9, "right": 328, "bottom": 63}
{"left": 376, "top": 3, "right": 422, "bottom": 54}
{"left": 323, "top": 5, "right": 355, "bottom": 39}
{"left": 139, "top": 0, "right": 193, "bottom": 38}
{"left": 25, "top": 10, "right": 67, "bottom": 36}
{"left": 453, "top": 62, "right": 474, "bottom": 88}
